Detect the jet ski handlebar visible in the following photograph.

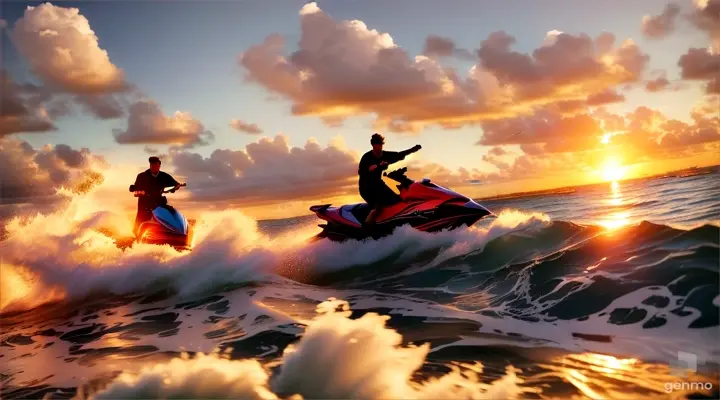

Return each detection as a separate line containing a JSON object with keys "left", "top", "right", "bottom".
{"left": 383, "top": 167, "right": 406, "bottom": 177}
{"left": 383, "top": 167, "right": 413, "bottom": 186}
{"left": 163, "top": 183, "right": 186, "bottom": 194}
{"left": 130, "top": 183, "right": 186, "bottom": 197}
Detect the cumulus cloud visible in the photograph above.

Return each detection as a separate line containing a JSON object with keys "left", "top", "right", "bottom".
{"left": 606, "top": 103, "right": 720, "bottom": 164}
{"left": 641, "top": 3, "right": 681, "bottom": 38}
{"left": 678, "top": 47, "right": 720, "bottom": 94}
{"left": 477, "top": 30, "right": 647, "bottom": 99}
{"left": 170, "top": 134, "right": 359, "bottom": 203}
{"left": 113, "top": 100, "right": 214, "bottom": 148}
{"left": 689, "top": 0, "right": 720, "bottom": 51}
{"left": 478, "top": 110, "right": 603, "bottom": 153}
{"left": 586, "top": 89, "right": 626, "bottom": 106}
{"left": 474, "top": 29, "right": 647, "bottom": 105}
{"left": 169, "top": 130, "right": 575, "bottom": 201}
{"left": 422, "top": 35, "right": 473, "bottom": 59}
{"left": 371, "top": 118, "right": 423, "bottom": 134}
{"left": 3, "top": 3, "right": 180, "bottom": 132}
{"left": 645, "top": 71, "right": 672, "bottom": 92}
{"left": 1, "top": 2, "right": 145, "bottom": 133}
{"left": 3, "top": 2, "right": 207, "bottom": 141}
{"left": 691, "top": 95, "right": 720, "bottom": 119}
{"left": 0, "top": 71, "right": 56, "bottom": 137}
{"left": 0, "top": 137, "right": 107, "bottom": 198}
{"left": 656, "top": 118, "right": 720, "bottom": 149}
{"left": 9, "top": 3, "right": 203, "bottom": 134}
{"left": 473, "top": 98, "right": 720, "bottom": 171}
{"left": 239, "top": 3, "right": 648, "bottom": 132}
{"left": 482, "top": 152, "right": 511, "bottom": 171}
{"left": 488, "top": 146, "right": 509, "bottom": 157}
{"left": 597, "top": 104, "right": 720, "bottom": 162}
{"left": 639, "top": 1, "right": 718, "bottom": 50}
{"left": 9, "top": 3, "right": 128, "bottom": 94}
{"left": 74, "top": 94, "right": 127, "bottom": 119}
{"left": 230, "top": 119, "right": 263, "bottom": 134}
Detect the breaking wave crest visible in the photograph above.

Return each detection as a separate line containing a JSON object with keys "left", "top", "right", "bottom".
{"left": 0, "top": 189, "right": 551, "bottom": 313}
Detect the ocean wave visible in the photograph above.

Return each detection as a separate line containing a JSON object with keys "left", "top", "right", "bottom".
{"left": 69, "top": 298, "right": 527, "bottom": 400}
{"left": 2, "top": 182, "right": 717, "bottom": 320}
{"left": 3, "top": 174, "right": 720, "bottom": 400}
{"left": 4, "top": 297, "right": 716, "bottom": 400}
{"left": 0, "top": 188, "right": 552, "bottom": 314}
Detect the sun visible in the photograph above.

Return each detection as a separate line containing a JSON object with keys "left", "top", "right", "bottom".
{"left": 600, "top": 157, "right": 627, "bottom": 182}
{"left": 602, "top": 164, "right": 625, "bottom": 181}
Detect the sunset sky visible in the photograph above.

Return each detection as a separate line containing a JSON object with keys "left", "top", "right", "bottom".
{"left": 1, "top": 0, "right": 718, "bottom": 218}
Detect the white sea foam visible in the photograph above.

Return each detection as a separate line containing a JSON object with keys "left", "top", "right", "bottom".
{"left": 75, "top": 298, "right": 527, "bottom": 400}
{"left": 1, "top": 183, "right": 550, "bottom": 313}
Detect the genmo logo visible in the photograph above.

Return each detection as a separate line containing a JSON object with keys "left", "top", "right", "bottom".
{"left": 665, "top": 350, "right": 714, "bottom": 394}
{"left": 664, "top": 381, "right": 714, "bottom": 393}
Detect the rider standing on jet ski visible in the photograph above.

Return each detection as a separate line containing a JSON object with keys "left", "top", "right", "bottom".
{"left": 358, "top": 133, "right": 421, "bottom": 227}
{"left": 131, "top": 156, "right": 182, "bottom": 236}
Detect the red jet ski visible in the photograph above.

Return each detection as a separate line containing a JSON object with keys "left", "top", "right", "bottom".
{"left": 310, "top": 167, "right": 493, "bottom": 242}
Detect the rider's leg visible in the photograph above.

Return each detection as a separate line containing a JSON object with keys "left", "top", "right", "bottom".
{"left": 364, "top": 207, "right": 379, "bottom": 225}
{"left": 360, "top": 189, "right": 378, "bottom": 226}
{"left": 133, "top": 211, "right": 144, "bottom": 237}
{"left": 364, "top": 185, "right": 400, "bottom": 226}
{"left": 133, "top": 206, "right": 152, "bottom": 237}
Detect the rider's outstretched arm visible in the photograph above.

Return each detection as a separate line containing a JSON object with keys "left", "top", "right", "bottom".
{"left": 383, "top": 151, "right": 403, "bottom": 165}
{"left": 394, "top": 145, "right": 422, "bottom": 161}
{"left": 382, "top": 150, "right": 408, "bottom": 167}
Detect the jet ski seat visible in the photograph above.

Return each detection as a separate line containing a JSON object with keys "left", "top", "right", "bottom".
{"left": 348, "top": 203, "right": 372, "bottom": 223}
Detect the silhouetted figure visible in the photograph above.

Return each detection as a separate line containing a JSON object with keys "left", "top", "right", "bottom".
{"left": 358, "top": 133, "right": 421, "bottom": 226}
{"left": 130, "top": 156, "right": 181, "bottom": 237}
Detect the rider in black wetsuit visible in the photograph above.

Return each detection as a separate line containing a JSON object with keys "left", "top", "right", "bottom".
{"left": 358, "top": 133, "right": 421, "bottom": 226}
{"left": 130, "top": 156, "right": 181, "bottom": 236}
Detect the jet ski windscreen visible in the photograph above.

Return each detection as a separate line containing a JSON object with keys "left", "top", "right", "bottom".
{"left": 152, "top": 207, "right": 188, "bottom": 235}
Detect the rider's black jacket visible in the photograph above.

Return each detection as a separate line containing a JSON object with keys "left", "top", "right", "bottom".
{"left": 131, "top": 169, "right": 180, "bottom": 211}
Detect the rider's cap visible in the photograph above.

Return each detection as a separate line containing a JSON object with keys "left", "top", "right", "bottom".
{"left": 371, "top": 133, "right": 385, "bottom": 145}
{"left": 149, "top": 156, "right": 161, "bottom": 164}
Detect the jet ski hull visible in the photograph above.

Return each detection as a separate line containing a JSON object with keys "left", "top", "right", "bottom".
{"left": 313, "top": 204, "right": 490, "bottom": 242}
{"left": 137, "top": 222, "right": 194, "bottom": 250}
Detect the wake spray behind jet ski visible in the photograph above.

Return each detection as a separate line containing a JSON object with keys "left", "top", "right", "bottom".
{"left": 129, "top": 182, "right": 194, "bottom": 251}
{"left": 309, "top": 167, "right": 494, "bottom": 242}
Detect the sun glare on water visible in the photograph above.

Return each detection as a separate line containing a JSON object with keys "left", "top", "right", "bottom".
{"left": 598, "top": 211, "right": 631, "bottom": 230}
{"left": 596, "top": 176, "right": 632, "bottom": 231}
